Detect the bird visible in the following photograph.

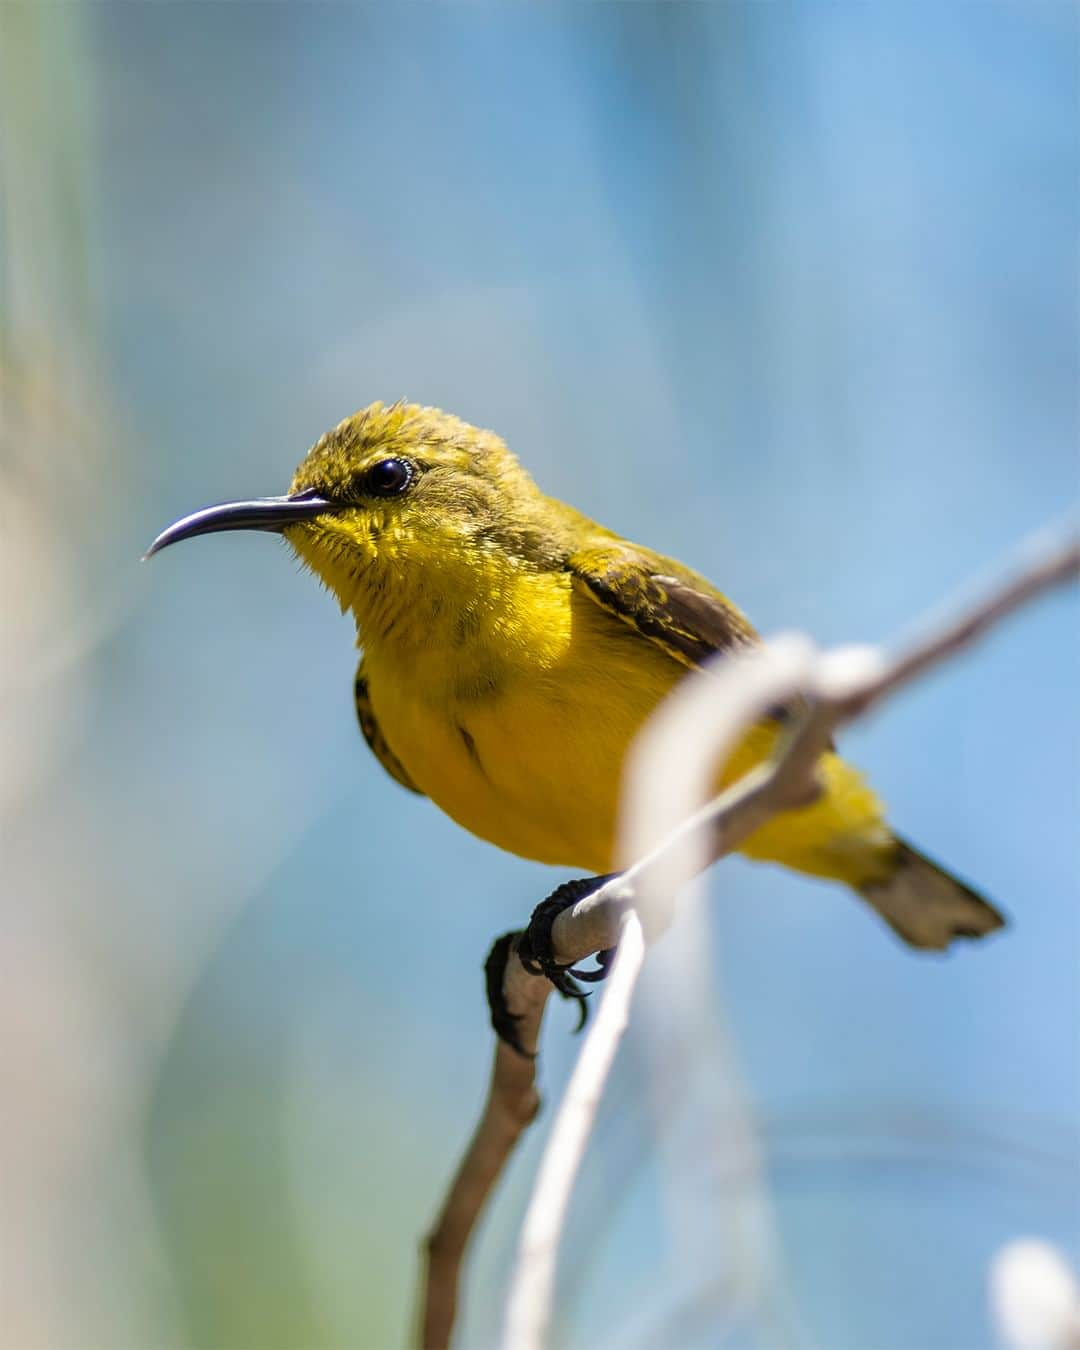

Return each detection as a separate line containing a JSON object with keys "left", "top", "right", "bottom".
{"left": 147, "top": 400, "right": 1004, "bottom": 966}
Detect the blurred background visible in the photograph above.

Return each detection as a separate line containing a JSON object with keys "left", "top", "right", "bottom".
{"left": 1, "top": 3, "right": 1076, "bottom": 1347}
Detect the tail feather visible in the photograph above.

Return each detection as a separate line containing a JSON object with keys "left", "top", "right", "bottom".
{"left": 857, "top": 838, "right": 1006, "bottom": 951}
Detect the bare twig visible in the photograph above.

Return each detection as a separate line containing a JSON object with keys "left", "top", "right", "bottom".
{"left": 501, "top": 911, "right": 645, "bottom": 1350}
{"left": 419, "top": 949, "right": 550, "bottom": 1350}
{"left": 542, "top": 528, "right": 1080, "bottom": 963}
{"left": 419, "top": 527, "right": 1079, "bottom": 1350}
{"left": 501, "top": 528, "right": 1078, "bottom": 1350}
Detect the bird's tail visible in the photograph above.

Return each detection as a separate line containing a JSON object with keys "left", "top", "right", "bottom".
{"left": 856, "top": 837, "right": 1006, "bottom": 951}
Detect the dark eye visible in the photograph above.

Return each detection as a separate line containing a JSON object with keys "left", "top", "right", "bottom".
{"left": 366, "top": 457, "right": 415, "bottom": 497}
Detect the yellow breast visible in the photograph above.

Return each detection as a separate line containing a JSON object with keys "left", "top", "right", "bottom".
{"left": 363, "top": 568, "right": 681, "bottom": 871}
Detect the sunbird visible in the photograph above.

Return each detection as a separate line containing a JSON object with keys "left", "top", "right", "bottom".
{"left": 148, "top": 402, "right": 1003, "bottom": 960}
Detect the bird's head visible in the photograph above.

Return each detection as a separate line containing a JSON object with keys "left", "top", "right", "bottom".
{"left": 146, "top": 401, "right": 560, "bottom": 625}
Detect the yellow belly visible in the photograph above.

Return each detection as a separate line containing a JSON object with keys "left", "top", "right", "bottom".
{"left": 363, "top": 577, "right": 894, "bottom": 886}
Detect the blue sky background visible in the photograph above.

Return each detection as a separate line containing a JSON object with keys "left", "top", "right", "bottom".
{"left": 2, "top": 3, "right": 1076, "bottom": 1347}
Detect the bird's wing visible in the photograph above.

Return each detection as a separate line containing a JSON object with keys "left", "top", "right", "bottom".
{"left": 567, "top": 543, "right": 759, "bottom": 670}
{"left": 354, "top": 661, "right": 425, "bottom": 795}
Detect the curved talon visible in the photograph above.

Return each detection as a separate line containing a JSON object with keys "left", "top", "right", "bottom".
{"left": 551, "top": 976, "right": 590, "bottom": 1035}
{"left": 568, "top": 946, "right": 618, "bottom": 982}
{"left": 568, "top": 987, "right": 589, "bottom": 1034}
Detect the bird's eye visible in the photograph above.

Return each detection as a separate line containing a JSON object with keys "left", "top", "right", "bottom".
{"left": 365, "top": 457, "right": 415, "bottom": 497}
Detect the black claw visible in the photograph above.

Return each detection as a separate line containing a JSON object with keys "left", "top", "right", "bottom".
{"left": 517, "top": 874, "right": 624, "bottom": 1034}
{"left": 486, "top": 876, "right": 627, "bottom": 1052}
{"left": 568, "top": 945, "right": 618, "bottom": 983}
{"left": 552, "top": 970, "right": 591, "bottom": 1034}
{"left": 485, "top": 931, "right": 533, "bottom": 1058}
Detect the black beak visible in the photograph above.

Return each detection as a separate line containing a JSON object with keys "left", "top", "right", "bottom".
{"left": 144, "top": 491, "right": 336, "bottom": 559}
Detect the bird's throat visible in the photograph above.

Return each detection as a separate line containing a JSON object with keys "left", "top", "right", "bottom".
{"left": 288, "top": 523, "right": 566, "bottom": 697}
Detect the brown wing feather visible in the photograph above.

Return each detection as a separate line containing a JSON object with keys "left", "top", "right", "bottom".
{"left": 567, "top": 545, "right": 758, "bottom": 669}
{"left": 354, "top": 663, "right": 424, "bottom": 795}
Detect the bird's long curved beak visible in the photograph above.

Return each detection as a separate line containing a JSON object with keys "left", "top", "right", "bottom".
{"left": 144, "top": 492, "right": 335, "bottom": 559}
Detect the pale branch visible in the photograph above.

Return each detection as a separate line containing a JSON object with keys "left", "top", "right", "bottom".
{"left": 502, "top": 912, "right": 645, "bottom": 1350}
{"left": 548, "top": 529, "right": 1080, "bottom": 961}
{"left": 501, "top": 527, "right": 1079, "bottom": 1350}
{"left": 417, "top": 526, "right": 1078, "bottom": 1350}
{"left": 856, "top": 529, "right": 1080, "bottom": 717}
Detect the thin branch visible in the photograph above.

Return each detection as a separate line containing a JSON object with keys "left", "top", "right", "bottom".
{"left": 418, "top": 526, "right": 1079, "bottom": 1350}
{"left": 500, "top": 528, "right": 1079, "bottom": 1350}
{"left": 544, "top": 531, "right": 1080, "bottom": 963}
{"left": 846, "top": 530, "right": 1080, "bottom": 717}
{"left": 419, "top": 949, "right": 551, "bottom": 1350}
{"left": 502, "top": 912, "right": 645, "bottom": 1350}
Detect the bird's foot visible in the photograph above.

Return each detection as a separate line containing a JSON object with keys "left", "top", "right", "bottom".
{"left": 485, "top": 875, "right": 624, "bottom": 1055}
{"left": 519, "top": 874, "right": 622, "bottom": 1027}
{"left": 485, "top": 927, "right": 591, "bottom": 1056}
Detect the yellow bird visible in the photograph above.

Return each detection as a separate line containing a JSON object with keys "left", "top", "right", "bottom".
{"left": 148, "top": 401, "right": 1003, "bottom": 974}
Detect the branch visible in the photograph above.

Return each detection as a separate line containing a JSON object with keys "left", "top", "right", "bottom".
{"left": 501, "top": 528, "right": 1079, "bottom": 1350}
{"left": 501, "top": 911, "right": 646, "bottom": 1350}
{"left": 543, "top": 529, "right": 1080, "bottom": 964}
{"left": 419, "top": 947, "right": 550, "bottom": 1350}
{"left": 416, "top": 526, "right": 1078, "bottom": 1350}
